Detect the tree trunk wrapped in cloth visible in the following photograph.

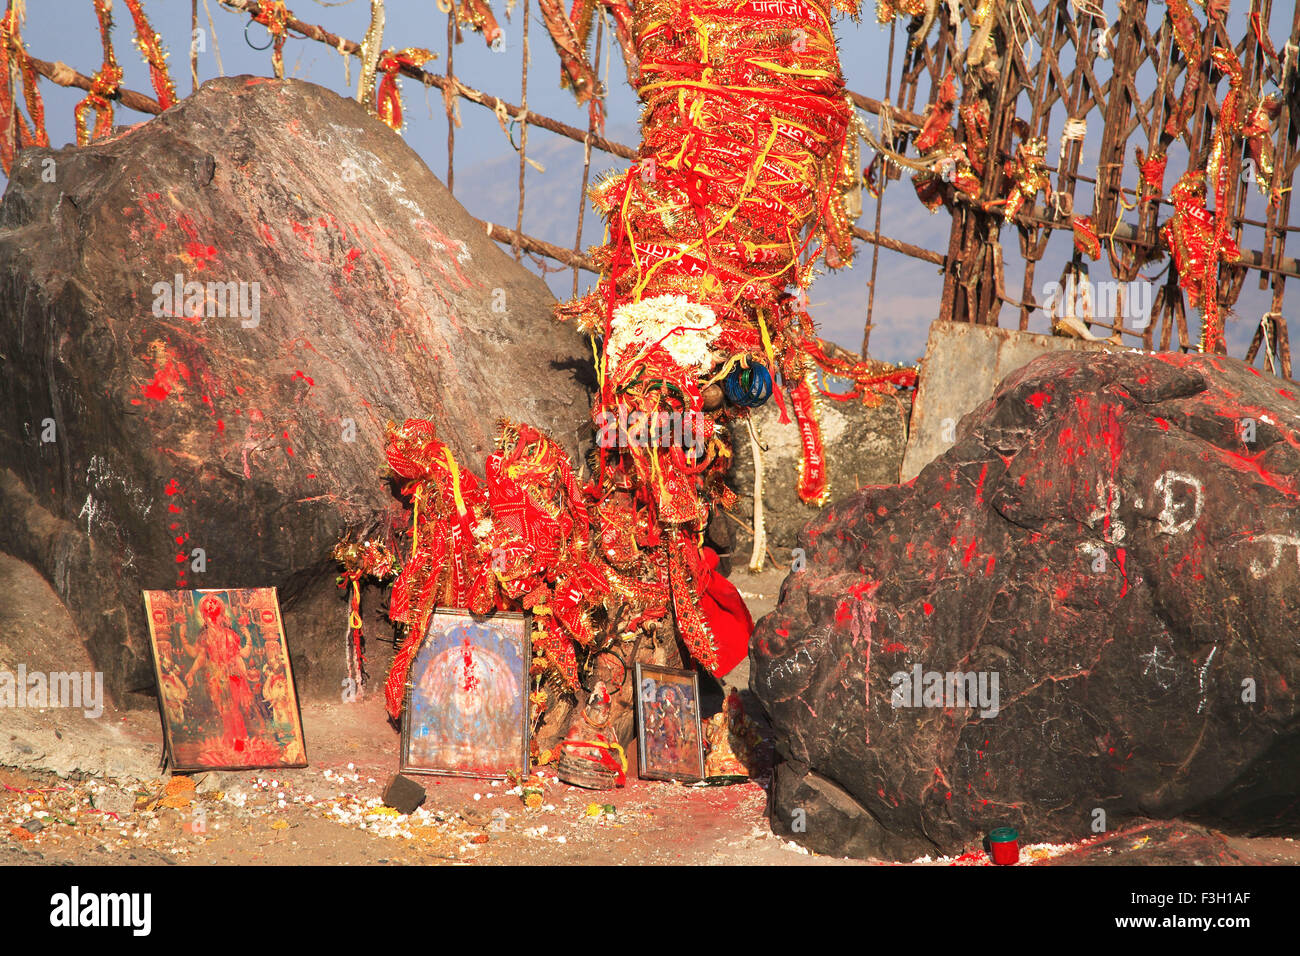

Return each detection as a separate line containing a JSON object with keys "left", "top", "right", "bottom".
{"left": 354, "top": 0, "right": 916, "bottom": 786}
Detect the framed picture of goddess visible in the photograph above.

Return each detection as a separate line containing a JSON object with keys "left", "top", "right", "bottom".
{"left": 143, "top": 588, "right": 307, "bottom": 771}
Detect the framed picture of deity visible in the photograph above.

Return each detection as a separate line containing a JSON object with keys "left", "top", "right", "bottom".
{"left": 400, "top": 609, "right": 531, "bottom": 780}
{"left": 142, "top": 588, "right": 307, "bottom": 772}
{"left": 635, "top": 663, "right": 704, "bottom": 783}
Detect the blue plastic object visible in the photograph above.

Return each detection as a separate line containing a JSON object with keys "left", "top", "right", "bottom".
{"left": 722, "top": 362, "right": 773, "bottom": 407}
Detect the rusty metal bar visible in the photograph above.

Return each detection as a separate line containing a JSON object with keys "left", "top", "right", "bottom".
{"left": 479, "top": 219, "right": 596, "bottom": 272}
{"left": 215, "top": 0, "right": 918, "bottom": 165}
{"left": 852, "top": 225, "right": 947, "bottom": 266}
{"left": 28, "top": 56, "right": 163, "bottom": 116}
{"left": 446, "top": 8, "right": 456, "bottom": 193}
{"left": 218, "top": 0, "right": 638, "bottom": 159}
{"left": 848, "top": 90, "right": 925, "bottom": 131}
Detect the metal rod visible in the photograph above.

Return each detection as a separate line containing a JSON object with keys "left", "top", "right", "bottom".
{"left": 446, "top": 8, "right": 455, "bottom": 194}
{"left": 852, "top": 225, "right": 947, "bottom": 266}
{"left": 191, "top": 0, "right": 200, "bottom": 93}
{"left": 27, "top": 56, "right": 163, "bottom": 115}
{"left": 514, "top": 0, "right": 530, "bottom": 261}
{"left": 862, "top": 20, "right": 897, "bottom": 357}
{"left": 480, "top": 219, "right": 596, "bottom": 272}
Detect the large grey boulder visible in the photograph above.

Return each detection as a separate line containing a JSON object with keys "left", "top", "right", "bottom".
{"left": 0, "top": 77, "right": 593, "bottom": 706}
{"left": 755, "top": 350, "right": 1300, "bottom": 859}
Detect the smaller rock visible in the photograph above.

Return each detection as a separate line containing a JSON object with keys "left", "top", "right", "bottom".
{"left": 461, "top": 806, "right": 491, "bottom": 826}
{"left": 19, "top": 818, "right": 43, "bottom": 834}
{"left": 381, "top": 773, "right": 426, "bottom": 815}
{"left": 194, "top": 771, "right": 233, "bottom": 795}
{"left": 718, "top": 386, "right": 908, "bottom": 560}
{"left": 93, "top": 787, "right": 135, "bottom": 817}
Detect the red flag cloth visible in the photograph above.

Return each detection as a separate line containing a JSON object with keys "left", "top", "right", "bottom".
{"left": 696, "top": 547, "right": 754, "bottom": 678}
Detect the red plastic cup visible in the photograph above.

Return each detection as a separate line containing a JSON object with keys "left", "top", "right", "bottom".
{"left": 987, "top": 827, "right": 1020, "bottom": 865}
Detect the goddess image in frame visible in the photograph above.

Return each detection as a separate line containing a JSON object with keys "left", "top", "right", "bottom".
{"left": 401, "top": 610, "right": 530, "bottom": 779}
{"left": 636, "top": 663, "right": 704, "bottom": 782}
{"left": 143, "top": 588, "right": 307, "bottom": 770}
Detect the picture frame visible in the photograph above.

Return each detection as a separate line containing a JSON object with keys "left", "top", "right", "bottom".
{"left": 143, "top": 587, "right": 307, "bottom": 772}
{"left": 635, "top": 663, "right": 704, "bottom": 782}
{"left": 400, "top": 609, "right": 531, "bottom": 780}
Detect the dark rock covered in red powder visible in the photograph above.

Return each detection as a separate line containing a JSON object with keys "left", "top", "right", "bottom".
{"left": 753, "top": 349, "right": 1300, "bottom": 860}
{"left": 0, "top": 77, "right": 593, "bottom": 706}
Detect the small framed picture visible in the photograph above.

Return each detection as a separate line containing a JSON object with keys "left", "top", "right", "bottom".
{"left": 143, "top": 588, "right": 307, "bottom": 771}
{"left": 635, "top": 663, "right": 704, "bottom": 782}
{"left": 401, "top": 609, "right": 530, "bottom": 780}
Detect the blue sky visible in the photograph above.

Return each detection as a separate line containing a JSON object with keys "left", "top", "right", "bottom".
{"left": 6, "top": 1, "right": 1289, "bottom": 367}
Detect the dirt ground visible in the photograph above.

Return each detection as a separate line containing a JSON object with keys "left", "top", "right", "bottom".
{"left": 1, "top": 693, "right": 838, "bottom": 867}
{"left": 1, "top": 558, "right": 839, "bottom": 866}
{"left": 3, "top": 556, "right": 1298, "bottom": 866}
{"left": 5, "top": 691, "right": 1296, "bottom": 867}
